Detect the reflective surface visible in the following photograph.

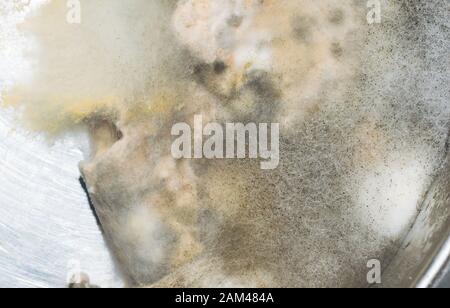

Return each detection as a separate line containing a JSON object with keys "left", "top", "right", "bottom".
{"left": 382, "top": 144, "right": 450, "bottom": 288}
{"left": 0, "top": 112, "right": 122, "bottom": 288}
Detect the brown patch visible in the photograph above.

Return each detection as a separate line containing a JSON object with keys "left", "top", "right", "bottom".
{"left": 329, "top": 9, "right": 345, "bottom": 25}
{"left": 227, "top": 14, "right": 244, "bottom": 28}
{"left": 291, "top": 15, "right": 315, "bottom": 43}
{"left": 331, "top": 42, "right": 344, "bottom": 58}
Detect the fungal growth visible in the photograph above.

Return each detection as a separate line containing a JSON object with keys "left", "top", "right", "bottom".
{"left": 0, "top": 0, "right": 449, "bottom": 287}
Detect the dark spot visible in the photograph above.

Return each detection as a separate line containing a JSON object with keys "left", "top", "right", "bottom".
{"left": 331, "top": 42, "right": 344, "bottom": 58}
{"left": 192, "top": 62, "right": 233, "bottom": 99}
{"left": 213, "top": 61, "right": 227, "bottom": 74}
{"left": 291, "top": 16, "right": 315, "bottom": 43}
{"left": 228, "top": 14, "right": 244, "bottom": 28}
{"left": 329, "top": 9, "right": 345, "bottom": 25}
{"left": 193, "top": 63, "right": 210, "bottom": 84}
{"left": 116, "top": 128, "right": 123, "bottom": 140}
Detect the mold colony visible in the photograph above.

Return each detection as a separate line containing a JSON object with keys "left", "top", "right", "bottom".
{"left": 0, "top": 0, "right": 449, "bottom": 287}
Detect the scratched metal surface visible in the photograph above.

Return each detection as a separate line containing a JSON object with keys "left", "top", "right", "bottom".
{"left": 0, "top": 112, "right": 123, "bottom": 288}
{"left": 0, "top": 1, "right": 122, "bottom": 288}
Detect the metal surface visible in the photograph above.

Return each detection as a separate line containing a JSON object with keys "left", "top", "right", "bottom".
{"left": 382, "top": 146, "right": 450, "bottom": 288}
{"left": 0, "top": 112, "right": 122, "bottom": 288}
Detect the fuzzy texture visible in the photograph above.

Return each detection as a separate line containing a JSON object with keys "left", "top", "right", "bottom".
{"left": 1, "top": 0, "right": 449, "bottom": 287}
